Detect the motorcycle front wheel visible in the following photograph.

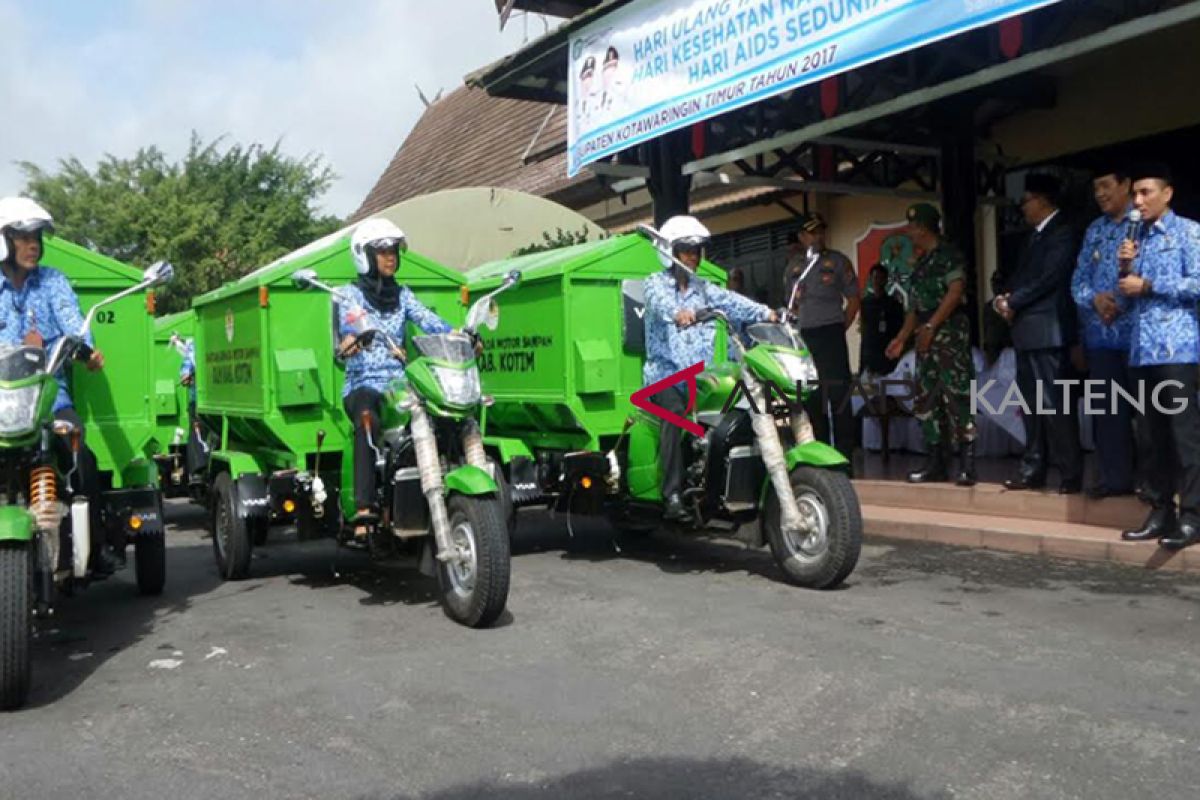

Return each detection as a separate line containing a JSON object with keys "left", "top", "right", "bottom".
{"left": 0, "top": 541, "right": 33, "bottom": 710}
{"left": 435, "top": 495, "right": 511, "bottom": 628}
{"left": 763, "top": 466, "right": 862, "bottom": 589}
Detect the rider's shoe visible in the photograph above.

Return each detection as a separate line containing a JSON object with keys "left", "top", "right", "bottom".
{"left": 663, "top": 494, "right": 687, "bottom": 521}
{"left": 352, "top": 509, "right": 378, "bottom": 541}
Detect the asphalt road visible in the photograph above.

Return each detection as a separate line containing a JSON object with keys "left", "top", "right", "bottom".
{"left": 2, "top": 499, "right": 1199, "bottom": 800}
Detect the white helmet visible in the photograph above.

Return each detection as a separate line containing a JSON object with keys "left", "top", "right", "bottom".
{"left": 656, "top": 215, "right": 710, "bottom": 268}
{"left": 350, "top": 217, "right": 407, "bottom": 275}
{"left": 0, "top": 196, "right": 54, "bottom": 262}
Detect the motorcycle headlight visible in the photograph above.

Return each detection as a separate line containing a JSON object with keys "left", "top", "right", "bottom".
{"left": 773, "top": 352, "right": 819, "bottom": 386}
{"left": 431, "top": 365, "right": 481, "bottom": 406}
{"left": 0, "top": 384, "right": 43, "bottom": 435}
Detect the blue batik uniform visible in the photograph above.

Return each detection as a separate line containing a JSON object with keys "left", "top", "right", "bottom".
{"left": 335, "top": 284, "right": 452, "bottom": 397}
{"left": 0, "top": 265, "right": 94, "bottom": 411}
{"left": 1124, "top": 209, "right": 1200, "bottom": 531}
{"left": 1070, "top": 208, "right": 1137, "bottom": 493}
{"left": 1127, "top": 210, "right": 1200, "bottom": 367}
{"left": 178, "top": 339, "right": 196, "bottom": 403}
{"left": 642, "top": 268, "right": 772, "bottom": 386}
{"left": 1071, "top": 208, "right": 1134, "bottom": 351}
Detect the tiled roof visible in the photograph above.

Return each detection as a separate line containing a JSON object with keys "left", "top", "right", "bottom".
{"left": 351, "top": 85, "right": 592, "bottom": 222}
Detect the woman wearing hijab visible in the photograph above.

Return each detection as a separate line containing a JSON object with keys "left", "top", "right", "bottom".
{"left": 337, "top": 218, "right": 452, "bottom": 537}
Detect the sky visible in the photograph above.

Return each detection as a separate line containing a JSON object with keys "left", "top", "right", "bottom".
{"left": 0, "top": 0, "right": 554, "bottom": 218}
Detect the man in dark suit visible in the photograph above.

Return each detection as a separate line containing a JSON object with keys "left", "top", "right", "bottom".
{"left": 994, "top": 174, "right": 1084, "bottom": 493}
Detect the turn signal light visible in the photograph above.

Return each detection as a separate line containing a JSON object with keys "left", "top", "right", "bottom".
{"left": 460, "top": 285, "right": 469, "bottom": 305}
{"left": 580, "top": 476, "right": 593, "bottom": 489}
{"left": 129, "top": 515, "right": 143, "bottom": 531}
{"left": 259, "top": 286, "right": 269, "bottom": 307}
{"left": 147, "top": 290, "right": 157, "bottom": 314}
{"left": 282, "top": 498, "right": 296, "bottom": 514}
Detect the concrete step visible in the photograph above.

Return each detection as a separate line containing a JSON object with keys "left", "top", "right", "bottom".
{"left": 862, "top": 503, "right": 1199, "bottom": 574}
{"left": 854, "top": 479, "right": 1148, "bottom": 530}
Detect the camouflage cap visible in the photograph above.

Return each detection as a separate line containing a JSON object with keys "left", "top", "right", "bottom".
{"left": 905, "top": 203, "right": 941, "bottom": 231}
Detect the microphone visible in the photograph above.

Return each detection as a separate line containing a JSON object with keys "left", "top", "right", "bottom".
{"left": 1119, "top": 208, "right": 1142, "bottom": 276}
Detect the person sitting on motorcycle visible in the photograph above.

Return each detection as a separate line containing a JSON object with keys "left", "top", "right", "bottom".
{"left": 337, "top": 218, "right": 453, "bottom": 538}
{"left": 643, "top": 215, "right": 778, "bottom": 521}
{"left": 0, "top": 197, "right": 111, "bottom": 572}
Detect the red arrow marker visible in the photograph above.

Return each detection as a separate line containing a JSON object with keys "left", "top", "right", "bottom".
{"left": 630, "top": 362, "right": 705, "bottom": 437}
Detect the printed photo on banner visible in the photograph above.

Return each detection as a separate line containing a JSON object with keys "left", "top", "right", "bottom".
{"left": 565, "top": 0, "right": 1066, "bottom": 176}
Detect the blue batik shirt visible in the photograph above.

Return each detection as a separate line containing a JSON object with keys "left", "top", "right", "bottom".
{"left": 1126, "top": 210, "right": 1200, "bottom": 367}
{"left": 335, "top": 284, "right": 452, "bottom": 397}
{"left": 0, "top": 265, "right": 94, "bottom": 411}
{"left": 178, "top": 339, "right": 197, "bottom": 403}
{"left": 1071, "top": 207, "right": 1133, "bottom": 351}
{"left": 642, "top": 268, "right": 772, "bottom": 387}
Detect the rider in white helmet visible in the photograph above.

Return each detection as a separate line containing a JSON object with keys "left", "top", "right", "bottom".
{"left": 0, "top": 196, "right": 112, "bottom": 572}
{"left": 337, "top": 218, "right": 453, "bottom": 537}
{"left": 643, "top": 214, "right": 777, "bottom": 521}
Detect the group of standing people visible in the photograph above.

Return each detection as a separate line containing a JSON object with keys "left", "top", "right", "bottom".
{"left": 764, "top": 163, "right": 1200, "bottom": 551}
{"left": 780, "top": 205, "right": 977, "bottom": 485}
{"left": 988, "top": 163, "right": 1200, "bottom": 550}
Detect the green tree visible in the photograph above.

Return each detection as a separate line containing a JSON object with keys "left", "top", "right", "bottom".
{"left": 19, "top": 132, "right": 343, "bottom": 311}
{"left": 509, "top": 226, "right": 598, "bottom": 257}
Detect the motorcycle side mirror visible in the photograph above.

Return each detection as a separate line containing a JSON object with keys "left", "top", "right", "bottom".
{"left": 505, "top": 269, "right": 521, "bottom": 286}
{"left": 465, "top": 297, "right": 499, "bottom": 332}
{"left": 144, "top": 260, "right": 175, "bottom": 286}
{"left": 291, "top": 268, "right": 319, "bottom": 290}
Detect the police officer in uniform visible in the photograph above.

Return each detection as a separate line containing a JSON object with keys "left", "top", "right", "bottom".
{"left": 784, "top": 212, "right": 860, "bottom": 464}
{"left": 885, "top": 203, "right": 977, "bottom": 485}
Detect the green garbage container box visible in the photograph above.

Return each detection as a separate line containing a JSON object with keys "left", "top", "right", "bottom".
{"left": 464, "top": 233, "right": 729, "bottom": 502}
{"left": 40, "top": 235, "right": 166, "bottom": 538}
{"left": 189, "top": 229, "right": 466, "bottom": 541}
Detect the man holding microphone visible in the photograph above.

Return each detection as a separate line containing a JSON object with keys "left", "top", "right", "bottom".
{"left": 1116, "top": 163, "right": 1200, "bottom": 549}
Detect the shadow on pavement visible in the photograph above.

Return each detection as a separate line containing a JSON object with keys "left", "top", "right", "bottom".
{"left": 24, "top": 508, "right": 223, "bottom": 709}
{"left": 855, "top": 538, "right": 1200, "bottom": 601}
{"left": 512, "top": 510, "right": 797, "bottom": 586}
{"left": 168, "top": 498, "right": 515, "bottom": 625}
{"left": 387, "top": 756, "right": 949, "bottom": 800}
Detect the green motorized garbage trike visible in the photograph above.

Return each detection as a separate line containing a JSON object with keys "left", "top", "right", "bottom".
{"left": 472, "top": 225, "right": 862, "bottom": 590}
{"left": 0, "top": 260, "right": 175, "bottom": 710}
{"left": 283, "top": 266, "right": 522, "bottom": 627}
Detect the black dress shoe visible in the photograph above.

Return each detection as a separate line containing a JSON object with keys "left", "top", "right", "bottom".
{"left": 1003, "top": 476, "right": 1045, "bottom": 491}
{"left": 1121, "top": 507, "right": 1176, "bottom": 542}
{"left": 907, "top": 447, "right": 948, "bottom": 483}
{"left": 1058, "top": 481, "right": 1082, "bottom": 495}
{"left": 954, "top": 441, "right": 976, "bottom": 487}
{"left": 1159, "top": 522, "right": 1200, "bottom": 550}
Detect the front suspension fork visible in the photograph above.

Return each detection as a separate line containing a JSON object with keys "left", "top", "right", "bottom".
{"left": 745, "top": 375, "right": 806, "bottom": 534}
{"left": 408, "top": 401, "right": 458, "bottom": 564}
{"left": 461, "top": 418, "right": 489, "bottom": 475}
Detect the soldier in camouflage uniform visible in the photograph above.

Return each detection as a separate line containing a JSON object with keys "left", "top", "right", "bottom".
{"left": 885, "top": 203, "right": 977, "bottom": 485}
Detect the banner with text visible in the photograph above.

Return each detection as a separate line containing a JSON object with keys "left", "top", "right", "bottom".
{"left": 566, "top": 0, "right": 1063, "bottom": 176}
